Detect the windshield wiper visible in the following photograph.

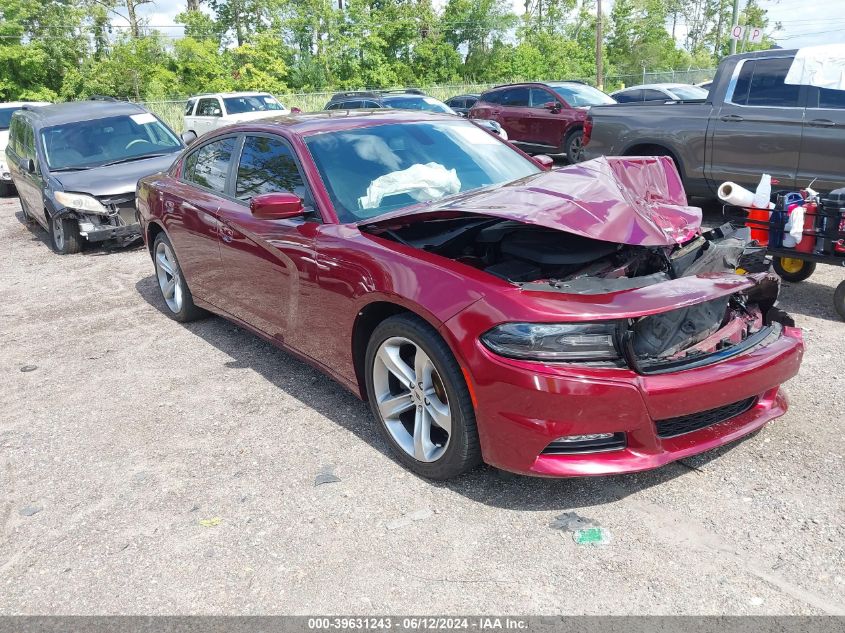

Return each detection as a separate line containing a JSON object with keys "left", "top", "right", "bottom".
{"left": 50, "top": 166, "right": 91, "bottom": 172}
{"left": 100, "top": 153, "right": 170, "bottom": 167}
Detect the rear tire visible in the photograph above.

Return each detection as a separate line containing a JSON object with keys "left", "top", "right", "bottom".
{"left": 833, "top": 281, "right": 845, "bottom": 321}
{"left": 773, "top": 257, "right": 816, "bottom": 283}
{"left": 152, "top": 232, "right": 206, "bottom": 322}
{"left": 49, "top": 214, "right": 83, "bottom": 254}
{"left": 365, "top": 314, "right": 481, "bottom": 480}
{"left": 564, "top": 128, "right": 585, "bottom": 163}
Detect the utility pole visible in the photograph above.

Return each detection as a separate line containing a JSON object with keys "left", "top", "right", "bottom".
{"left": 596, "top": 0, "right": 603, "bottom": 90}
{"left": 729, "top": 0, "right": 740, "bottom": 55}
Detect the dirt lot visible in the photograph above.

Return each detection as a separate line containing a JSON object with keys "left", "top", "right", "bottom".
{"left": 1, "top": 194, "right": 844, "bottom": 615}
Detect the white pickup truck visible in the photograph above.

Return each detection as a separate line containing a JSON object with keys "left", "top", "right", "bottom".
{"left": 182, "top": 92, "right": 291, "bottom": 143}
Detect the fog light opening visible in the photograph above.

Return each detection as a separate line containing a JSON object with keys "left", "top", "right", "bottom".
{"left": 541, "top": 432, "right": 626, "bottom": 455}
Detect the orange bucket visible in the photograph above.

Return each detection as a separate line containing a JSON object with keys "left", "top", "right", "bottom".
{"left": 746, "top": 208, "right": 770, "bottom": 245}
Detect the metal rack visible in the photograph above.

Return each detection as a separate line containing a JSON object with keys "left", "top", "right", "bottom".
{"left": 723, "top": 203, "right": 845, "bottom": 320}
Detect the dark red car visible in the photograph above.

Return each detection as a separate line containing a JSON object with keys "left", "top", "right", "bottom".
{"left": 468, "top": 81, "right": 616, "bottom": 162}
{"left": 136, "top": 110, "right": 803, "bottom": 480}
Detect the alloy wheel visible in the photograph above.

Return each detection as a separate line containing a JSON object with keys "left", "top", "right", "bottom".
{"left": 52, "top": 217, "right": 64, "bottom": 250}
{"left": 155, "top": 241, "right": 183, "bottom": 313}
{"left": 568, "top": 133, "right": 584, "bottom": 162}
{"left": 372, "top": 336, "right": 452, "bottom": 463}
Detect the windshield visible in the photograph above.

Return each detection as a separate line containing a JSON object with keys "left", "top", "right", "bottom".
{"left": 0, "top": 108, "right": 17, "bottom": 130}
{"left": 550, "top": 83, "right": 616, "bottom": 107}
{"left": 383, "top": 96, "right": 456, "bottom": 115}
{"left": 666, "top": 85, "right": 709, "bottom": 100}
{"left": 305, "top": 121, "right": 540, "bottom": 222}
{"left": 41, "top": 113, "right": 182, "bottom": 170}
{"left": 223, "top": 94, "right": 284, "bottom": 114}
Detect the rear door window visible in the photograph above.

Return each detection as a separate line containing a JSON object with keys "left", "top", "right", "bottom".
{"left": 481, "top": 91, "right": 502, "bottom": 105}
{"left": 642, "top": 89, "right": 668, "bottom": 101}
{"left": 816, "top": 88, "right": 845, "bottom": 109}
{"left": 614, "top": 89, "right": 643, "bottom": 103}
{"left": 500, "top": 87, "right": 529, "bottom": 107}
{"left": 731, "top": 58, "right": 800, "bottom": 107}
{"left": 197, "top": 98, "right": 222, "bottom": 117}
{"left": 183, "top": 136, "right": 236, "bottom": 194}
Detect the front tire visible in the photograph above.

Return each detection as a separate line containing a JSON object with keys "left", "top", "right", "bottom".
{"left": 564, "top": 128, "right": 585, "bottom": 163}
{"left": 49, "top": 214, "right": 82, "bottom": 254}
{"left": 773, "top": 257, "right": 816, "bottom": 283}
{"left": 365, "top": 314, "right": 481, "bottom": 480}
{"left": 152, "top": 232, "right": 205, "bottom": 322}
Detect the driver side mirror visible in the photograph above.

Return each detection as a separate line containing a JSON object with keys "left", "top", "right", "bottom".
{"left": 24, "top": 158, "right": 36, "bottom": 173}
{"left": 250, "top": 191, "right": 305, "bottom": 220}
{"left": 534, "top": 155, "right": 554, "bottom": 171}
{"left": 543, "top": 101, "right": 561, "bottom": 112}
{"left": 181, "top": 132, "right": 195, "bottom": 145}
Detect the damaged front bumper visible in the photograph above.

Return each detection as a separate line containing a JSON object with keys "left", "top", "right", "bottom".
{"left": 462, "top": 322, "right": 803, "bottom": 477}
{"left": 54, "top": 193, "right": 141, "bottom": 243}
{"left": 444, "top": 267, "right": 804, "bottom": 477}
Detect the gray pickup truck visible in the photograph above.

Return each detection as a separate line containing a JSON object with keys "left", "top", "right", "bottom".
{"left": 584, "top": 48, "right": 845, "bottom": 197}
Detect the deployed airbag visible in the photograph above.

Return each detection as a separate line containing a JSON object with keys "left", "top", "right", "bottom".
{"left": 359, "top": 162, "right": 460, "bottom": 210}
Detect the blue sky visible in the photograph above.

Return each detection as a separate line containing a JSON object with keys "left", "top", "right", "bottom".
{"left": 135, "top": 0, "right": 845, "bottom": 50}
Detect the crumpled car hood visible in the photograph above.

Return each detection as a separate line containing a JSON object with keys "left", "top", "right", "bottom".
{"left": 365, "top": 155, "right": 702, "bottom": 247}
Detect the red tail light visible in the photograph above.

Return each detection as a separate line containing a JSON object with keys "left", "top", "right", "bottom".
{"left": 583, "top": 115, "right": 593, "bottom": 147}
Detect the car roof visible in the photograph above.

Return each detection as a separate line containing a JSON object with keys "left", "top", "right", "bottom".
{"left": 18, "top": 100, "right": 149, "bottom": 126}
{"left": 210, "top": 109, "right": 461, "bottom": 137}
{"left": 190, "top": 92, "right": 272, "bottom": 99}
{"left": 613, "top": 83, "right": 695, "bottom": 92}
{"left": 0, "top": 101, "right": 51, "bottom": 108}
{"left": 486, "top": 80, "right": 587, "bottom": 91}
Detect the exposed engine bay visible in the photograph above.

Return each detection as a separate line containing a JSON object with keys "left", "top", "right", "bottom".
{"left": 364, "top": 213, "right": 794, "bottom": 371}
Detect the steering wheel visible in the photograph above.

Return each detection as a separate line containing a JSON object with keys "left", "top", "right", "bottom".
{"left": 125, "top": 139, "right": 152, "bottom": 150}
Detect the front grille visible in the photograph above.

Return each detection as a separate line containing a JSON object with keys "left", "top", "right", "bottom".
{"left": 541, "top": 433, "right": 626, "bottom": 455}
{"left": 655, "top": 397, "right": 756, "bottom": 438}
{"left": 98, "top": 195, "right": 137, "bottom": 226}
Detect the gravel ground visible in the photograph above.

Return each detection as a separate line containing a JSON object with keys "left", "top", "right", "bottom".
{"left": 1, "top": 194, "right": 843, "bottom": 615}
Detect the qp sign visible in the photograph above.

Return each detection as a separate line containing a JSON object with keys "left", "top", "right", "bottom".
{"left": 731, "top": 25, "right": 746, "bottom": 40}
{"left": 749, "top": 27, "right": 764, "bottom": 43}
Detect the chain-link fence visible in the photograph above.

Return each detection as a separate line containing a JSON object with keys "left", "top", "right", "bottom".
{"left": 138, "top": 71, "right": 717, "bottom": 132}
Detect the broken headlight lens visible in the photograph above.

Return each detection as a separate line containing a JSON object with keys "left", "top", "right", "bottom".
{"left": 481, "top": 322, "right": 621, "bottom": 361}
{"left": 54, "top": 191, "right": 109, "bottom": 215}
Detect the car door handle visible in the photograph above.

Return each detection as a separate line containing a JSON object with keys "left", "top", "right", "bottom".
{"left": 720, "top": 114, "right": 744, "bottom": 122}
{"left": 808, "top": 118, "right": 836, "bottom": 128}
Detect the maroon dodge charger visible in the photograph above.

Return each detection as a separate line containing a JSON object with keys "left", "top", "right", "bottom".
{"left": 136, "top": 110, "right": 803, "bottom": 480}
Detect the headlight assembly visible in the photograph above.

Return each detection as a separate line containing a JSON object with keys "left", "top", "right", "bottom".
{"left": 54, "top": 191, "right": 110, "bottom": 215}
{"left": 481, "top": 322, "right": 621, "bottom": 361}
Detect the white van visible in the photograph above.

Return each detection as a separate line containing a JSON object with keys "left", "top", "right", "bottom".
{"left": 1, "top": 102, "right": 49, "bottom": 196}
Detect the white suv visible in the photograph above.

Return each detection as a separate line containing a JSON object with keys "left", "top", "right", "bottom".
{"left": 1, "top": 101, "right": 49, "bottom": 196}
{"left": 182, "top": 92, "right": 290, "bottom": 142}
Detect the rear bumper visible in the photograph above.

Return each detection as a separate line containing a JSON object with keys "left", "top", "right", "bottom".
{"left": 459, "top": 326, "right": 804, "bottom": 477}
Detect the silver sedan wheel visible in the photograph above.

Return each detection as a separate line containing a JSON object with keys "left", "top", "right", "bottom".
{"left": 52, "top": 217, "right": 64, "bottom": 250}
{"left": 372, "top": 336, "right": 452, "bottom": 463}
{"left": 155, "top": 241, "right": 183, "bottom": 314}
